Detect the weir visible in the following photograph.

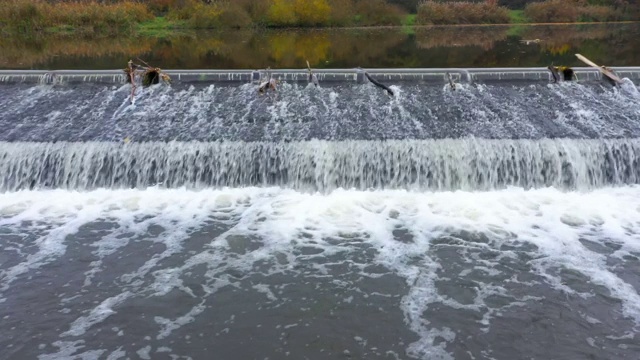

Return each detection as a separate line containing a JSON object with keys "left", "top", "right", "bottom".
{"left": 2, "top": 77, "right": 639, "bottom": 141}
{"left": 1, "top": 139, "right": 639, "bottom": 192}
{"left": 2, "top": 67, "right": 640, "bottom": 84}
{"left": 1, "top": 67, "right": 639, "bottom": 192}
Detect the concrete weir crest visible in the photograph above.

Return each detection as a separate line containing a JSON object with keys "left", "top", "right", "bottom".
{"left": 2, "top": 67, "right": 640, "bottom": 85}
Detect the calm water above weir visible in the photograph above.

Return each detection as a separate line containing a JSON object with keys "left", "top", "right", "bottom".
{"left": 2, "top": 23, "right": 640, "bottom": 70}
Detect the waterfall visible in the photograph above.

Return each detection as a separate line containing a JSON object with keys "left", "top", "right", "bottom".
{"left": 1, "top": 139, "right": 639, "bottom": 192}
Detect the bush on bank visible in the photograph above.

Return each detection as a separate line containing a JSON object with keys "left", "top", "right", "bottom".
{"left": 264, "top": 0, "right": 406, "bottom": 27}
{"left": 1, "top": 0, "right": 633, "bottom": 34}
{"left": 0, "top": 0, "right": 152, "bottom": 34}
{"left": 524, "top": 0, "right": 624, "bottom": 23}
{"left": 416, "top": 1, "right": 511, "bottom": 25}
{"left": 0, "top": 0, "right": 407, "bottom": 33}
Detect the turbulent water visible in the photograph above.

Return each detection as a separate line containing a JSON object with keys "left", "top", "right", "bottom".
{"left": 1, "top": 76, "right": 640, "bottom": 360}
{"left": 1, "top": 139, "right": 640, "bottom": 192}
{"left": 0, "top": 80, "right": 639, "bottom": 141}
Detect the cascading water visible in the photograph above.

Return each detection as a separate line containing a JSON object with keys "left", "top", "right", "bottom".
{"left": 0, "top": 78, "right": 639, "bottom": 142}
{"left": 1, "top": 72, "right": 640, "bottom": 360}
{"left": 1, "top": 139, "right": 639, "bottom": 192}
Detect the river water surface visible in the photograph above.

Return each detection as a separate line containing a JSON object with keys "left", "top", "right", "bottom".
{"left": 1, "top": 23, "right": 640, "bottom": 69}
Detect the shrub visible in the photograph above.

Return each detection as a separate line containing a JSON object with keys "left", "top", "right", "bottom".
{"left": 216, "top": 1, "right": 253, "bottom": 28}
{"left": 267, "top": 0, "right": 333, "bottom": 27}
{"left": 354, "top": 0, "right": 406, "bottom": 26}
{"left": 190, "top": 4, "right": 223, "bottom": 28}
{"left": 524, "top": 0, "right": 624, "bottom": 23}
{"left": 579, "top": 5, "right": 622, "bottom": 22}
{"left": 327, "top": 0, "right": 356, "bottom": 26}
{"left": 294, "top": 0, "right": 331, "bottom": 26}
{"left": 236, "top": 0, "right": 271, "bottom": 25}
{"left": 0, "top": 0, "right": 46, "bottom": 32}
{"left": 166, "top": 0, "right": 202, "bottom": 21}
{"left": 417, "top": 1, "right": 511, "bottom": 25}
{"left": 147, "top": 0, "right": 176, "bottom": 16}
{"left": 0, "top": 0, "right": 152, "bottom": 34}
{"left": 267, "top": 0, "right": 298, "bottom": 26}
{"left": 523, "top": 0, "right": 580, "bottom": 22}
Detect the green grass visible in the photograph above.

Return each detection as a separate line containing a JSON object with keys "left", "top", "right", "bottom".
{"left": 137, "top": 17, "right": 189, "bottom": 37}
{"left": 401, "top": 14, "right": 416, "bottom": 34}
{"left": 44, "top": 25, "right": 76, "bottom": 35}
{"left": 509, "top": 10, "right": 528, "bottom": 24}
{"left": 403, "top": 14, "right": 417, "bottom": 26}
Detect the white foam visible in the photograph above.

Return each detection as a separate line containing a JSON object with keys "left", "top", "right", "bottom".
{"left": 62, "top": 292, "right": 131, "bottom": 337}
{"left": 136, "top": 346, "right": 151, "bottom": 360}
{"left": 2, "top": 186, "right": 640, "bottom": 358}
{"left": 38, "top": 340, "right": 105, "bottom": 360}
{"left": 154, "top": 301, "right": 207, "bottom": 340}
{"left": 253, "top": 284, "right": 278, "bottom": 302}
{"left": 105, "top": 347, "right": 126, "bottom": 360}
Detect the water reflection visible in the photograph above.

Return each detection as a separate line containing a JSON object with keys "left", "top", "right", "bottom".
{"left": 1, "top": 24, "right": 638, "bottom": 70}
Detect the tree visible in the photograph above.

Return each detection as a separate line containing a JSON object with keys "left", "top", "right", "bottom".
{"left": 294, "top": 0, "right": 331, "bottom": 25}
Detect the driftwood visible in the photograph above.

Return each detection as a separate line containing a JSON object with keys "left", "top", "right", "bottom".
{"left": 548, "top": 65, "right": 575, "bottom": 83}
{"left": 548, "top": 65, "right": 560, "bottom": 83}
{"left": 123, "top": 58, "right": 172, "bottom": 103}
{"left": 258, "top": 67, "right": 277, "bottom": 94}
{"left": 125, "top": 60, "right": 137, "bottom": 103}
{"left": 446, "top": 72, "right": 456, "bottom": 90}
{"left": 364, "top": 72, "right": 394, "bottom": 96}
{"left": 307, "top": 60, "right": 319, "bottom": 87}
{"left": 575, "top": 54, "right": 622, "bottom": 85}
{"left": 136, "top": 58, "right": 171, "bottom": 87}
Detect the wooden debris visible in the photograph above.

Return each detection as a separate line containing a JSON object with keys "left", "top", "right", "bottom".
{"left": 364, "top": 72, "right": 394, "bottom": 97}
{"left": 258, "top": 67, "right": 277, "bottom": 94}
{"left": 307, "top": 60, "right": 319, "bottom": 87}
{"left": 446, "top": 72, "right": 456, "bottom": 90}
{"left": 575, "top": 54, "right": 622, "bottom": 85}
{"left": 122, "top": 58, "right": 171, "bottom": 103}
{"left": 548, "top": 65, "right": 575, "bottom": 82}
{"left": 137, "top": 58, "right": 171, "bottom": 87}
{"left": 548, "top": 65, "right": 560, "bottom": 83}
{"left": 125, "top": 60, "right": 137, "bottom": 103}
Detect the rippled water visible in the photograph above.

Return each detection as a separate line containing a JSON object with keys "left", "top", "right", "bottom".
{"left": 1, "top": 188, "right": 640, "bottom": 359}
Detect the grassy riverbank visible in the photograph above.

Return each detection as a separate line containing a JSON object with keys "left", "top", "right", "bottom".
{"left": 0, "top": 0, "right": 637, "bottom": 36}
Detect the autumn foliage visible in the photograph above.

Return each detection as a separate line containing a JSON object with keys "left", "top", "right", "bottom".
{"left": 354, "top": 0, "right": 407, "bottom": 26}
{"left": 0, "top": 0, "right": 408, "bottom": 32}
{"left": 0, "top": 0, "right": 634, "bottom": 33}
{"left": 524, "top": 0, "right": 624, "bottom": 22}
{"left": 417, "top": 1, "right": 511, "bottom": 24}
{"left": 265, "top": 0, "right": 405, "bottom": 27}
{"left": 0, "top": 0, "right": 152, "bottom": 33}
